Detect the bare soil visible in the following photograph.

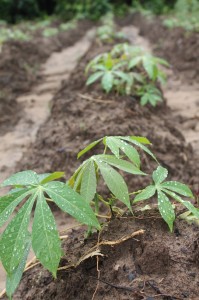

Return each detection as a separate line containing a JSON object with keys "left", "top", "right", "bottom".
{"left": 1, "top": 16, "right": 199, "bottom": 300}
{"left": 10, "top": 216, "right": 199, "bottom": 300}
{"left": 0, "top": 20, "right": 92, "bottom": 134}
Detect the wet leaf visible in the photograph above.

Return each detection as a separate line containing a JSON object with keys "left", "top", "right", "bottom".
{"left": 80, "top": 160, "right": 97, "bottom": 202}
{"left": 134, "top": 186, "right": 156, "bottom": 203}
{"left": 96, "top": 160, "right": 131, "bottom": 210}
{"left": 158, "top": 191, "right": 175, "bottom": 232}
{"left": 78, "top": 138, "right": 102, "bottom": 159}
{"left": 0, "top": 195, "right": 36, "bottom": 274}
{"left": 0, "top": 188, "right": 33, "bottom": 227}
{"left": 161, "top": 181, "right": 193, "bottom": 198}
{"left": 32, "top": 191, "right": 61, "bottom": 277}
{"left": 153, "top": 166, "right": 168, "bottom": 185}
{"left": 6, "top": 237, "right": 31, "bottom": 299}
{"left": 163, "top": 190, "right": 199, "bottom": 219}
{"left": 44, "top": 181, "right": 100, "bottom": 229}
{"left": 40, "top": 172, "right": 65, "bottom": 184}
{"left": 2, "top": 171, "right": 39, "bottom": 187}
{"left": 95, "top": 155, "right": 145, "bottom": 175}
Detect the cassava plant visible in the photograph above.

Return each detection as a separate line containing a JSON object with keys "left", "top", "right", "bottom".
{"left": 0, "top": 135, "right": 198, "bottom": 298}
{"left": 97, "top": 12, "right": 125, "bottom": 43}
{"left": 85, "top": 43, "right": 169, "bottom": 106}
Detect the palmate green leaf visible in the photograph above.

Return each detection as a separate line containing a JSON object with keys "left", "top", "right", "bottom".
{"left": 161, "top": 181, "right": 193, "bottom": 198}
{"left": 143, "top": 56, "right": 155, "bottom": 80}
{"left": 125, "top": 73, "right": 134, "bottom": 95}
{"left": 129, "top": 136, "right": 151, "bottom": 144}
{"left": 2, "top": 170, "right": 39, "bottom": 187}
{"left": 128, "top": 56, "right": 142, "bottom": 69}
{"left": 153, "top": 166, "right": 168, "bottom": 185}
{"left": 157, "top": 69, "right": 167, "bottom": 85}
{"left": 95, "top": 155, "right": 145, "bottom": 175}
{"left": 68, "top": 162, "right": 86, "bottom": 187}
{"left": 105, "top": 136, "right": 141, "bottom": 167}
{"left": 157, "top": 191, "right": 175, "bottom": 232}
{"left": 77, "top": 138, "right": 102, "bottom": 159}
{"left": 44, "top": 181, "right": 100, "bottom": 229}
{"left": 120, "top": 136, "right": 157, "bottom": 162}
{"left": 73, "top": 166, "right": 84, "bottom": 191}
{"left": 141, "top": 92, "right": 162, "bottom": 107}
{"left": 101, "top": 71, "right": 113, "bottom": 93}
{"left": 134, "top": 185, "right": 156, "bottom": 203}
{"left": 105, "top": 137, "right": 120, "bottom": 158}
{"left": 40, "top": 172, "right": 65, "bottom": 184}
{"left": 0, "top": 194, "right": 36, "bottom": 274}
{"left": 32, "top": 190, "right": 61, "bottom": 277}
{"left": 6, "top": 237, "right": 31, "bottom": 299}
{"left": 154, "top": 57, "right": 170, "bottom": 67}
{"left": 80, "top": 160, "right": 97, "bottom": 202}
{"left": 96, "top": 160, "right": 131, "bottom": 211}
{"left": 140, "top": 94, "right": 149, "bottom": 106}
{"left": 113, "top": 71, "right": 130, "bottom": 82}
{"left": 86, "top": 71, "right": 104, "bottom": 86}
{"left": 163, "top": 190, "right": 199, "bottom": 219}
{"left": 0, "top": 188, "right": 33, "bottom": 227}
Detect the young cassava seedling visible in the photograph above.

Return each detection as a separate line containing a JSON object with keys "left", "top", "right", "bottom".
{"left": 96, "top": 12, "right": 126, "bottom": 44}
{"left": 0, "top": 135, "right": 198, "bottom": 299}
{"left": 86, "top": 43, "right": 169, "bottom": 106}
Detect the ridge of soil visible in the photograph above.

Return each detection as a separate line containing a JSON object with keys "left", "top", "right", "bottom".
{"left": 0, "top": 20, "right": 92, "bottom": 134}
{"left": 118, "top": 13, "right": 199, "bottom": 83}
{"left": 2, "top": 18, "right": 199, "bottom": 300}
{"left": 10, "top": 215, "right": 199, "bottom": 300}
{"left": 15, "top": 39, "right": 199, "bottom": 187}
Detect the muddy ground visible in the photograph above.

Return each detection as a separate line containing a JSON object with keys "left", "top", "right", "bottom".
{"left": 1, "top": 14, "right": 199, "bottom": 300}
{"left": 0, "top": 20, "right": 92, "bottom": 134}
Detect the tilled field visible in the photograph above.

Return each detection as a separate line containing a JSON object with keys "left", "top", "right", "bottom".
{"left": 1, "top": 14, "right": 199, "bottom": 300}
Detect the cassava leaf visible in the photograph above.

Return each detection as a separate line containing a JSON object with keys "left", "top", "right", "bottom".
{"left": 6, "top": 237, "right": 31, "bottom": 299}
{"left": 0, "top": 194, "right": 36, "bottom": 274}
{"left": 40, "top": 172, "right": 65, "bottom": 184}
{"left": 134, "top": 185, "right": 156, "bottom": 202}
{"left": 161, "top": 181, "right": 193, "bottom": 198}
{"left": 86, "top": 71, "right": 104, "bottom": 85}
{"left": 128, "top": 56, "right": 142, "bottom": 69}
{"left": 95, "top": 155, "right": 145, "bottom": 175}
{"left": 104, "top": 137, "right": 120, "bottom": 158}
{"left": 101, "top": 71, "right": 113, "bottom": 92}
{"left": 44, "top": 181, "right": 100, "bottom": 229}
{"left": 80, "top": 160, "right": 97, "bottom": 202}
{"left": 143, "top": 56, "right": 155, "bottom": 80}
{"left": 113, "top": 71, "right": 130, "bottom": 82}
{"left": 105, "top": 137, "right": 141, "bottom": 167}
{"left": 2, "top": 171, "right": 39, "bottom": 187}
{"left": 120, "top": 136, "right": 157, "bottom": 162}
{"left": 0, "top": 188, "right": 33, "bottom": 227}
{"left": 32, "top": 190, "right": 61, "bottom": 277}
{"left": 163, "top": 190, "right": 199, "bottom": 219}
{"left": 77, "top": 138, "right": 102, "bottom": 159}
{"left": 130, "top": 136, "right": 151, "bottom": 144}
{"left": 157, "top": 190, "right": 175, "bottom": 232}
{"left": 153, "top": 166, "right": 168, "bottom": 185}
{"left": 96, "top": 160, "right": 131, "bottom": 210}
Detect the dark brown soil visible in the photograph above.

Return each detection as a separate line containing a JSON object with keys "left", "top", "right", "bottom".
{"left": 119, "top": 13, "right": 199, "bottom": 83}
{"left": 2, "top": 16, "right": 199, "bottom": 300}
{"left": 16, "top": 39, "right": 199, "bottom": 187}
{"left": 9, "top": 215, "right": 199, "bottom": 300}
{"left": 0, "top": 20, "right": 92, "bottom": 134}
